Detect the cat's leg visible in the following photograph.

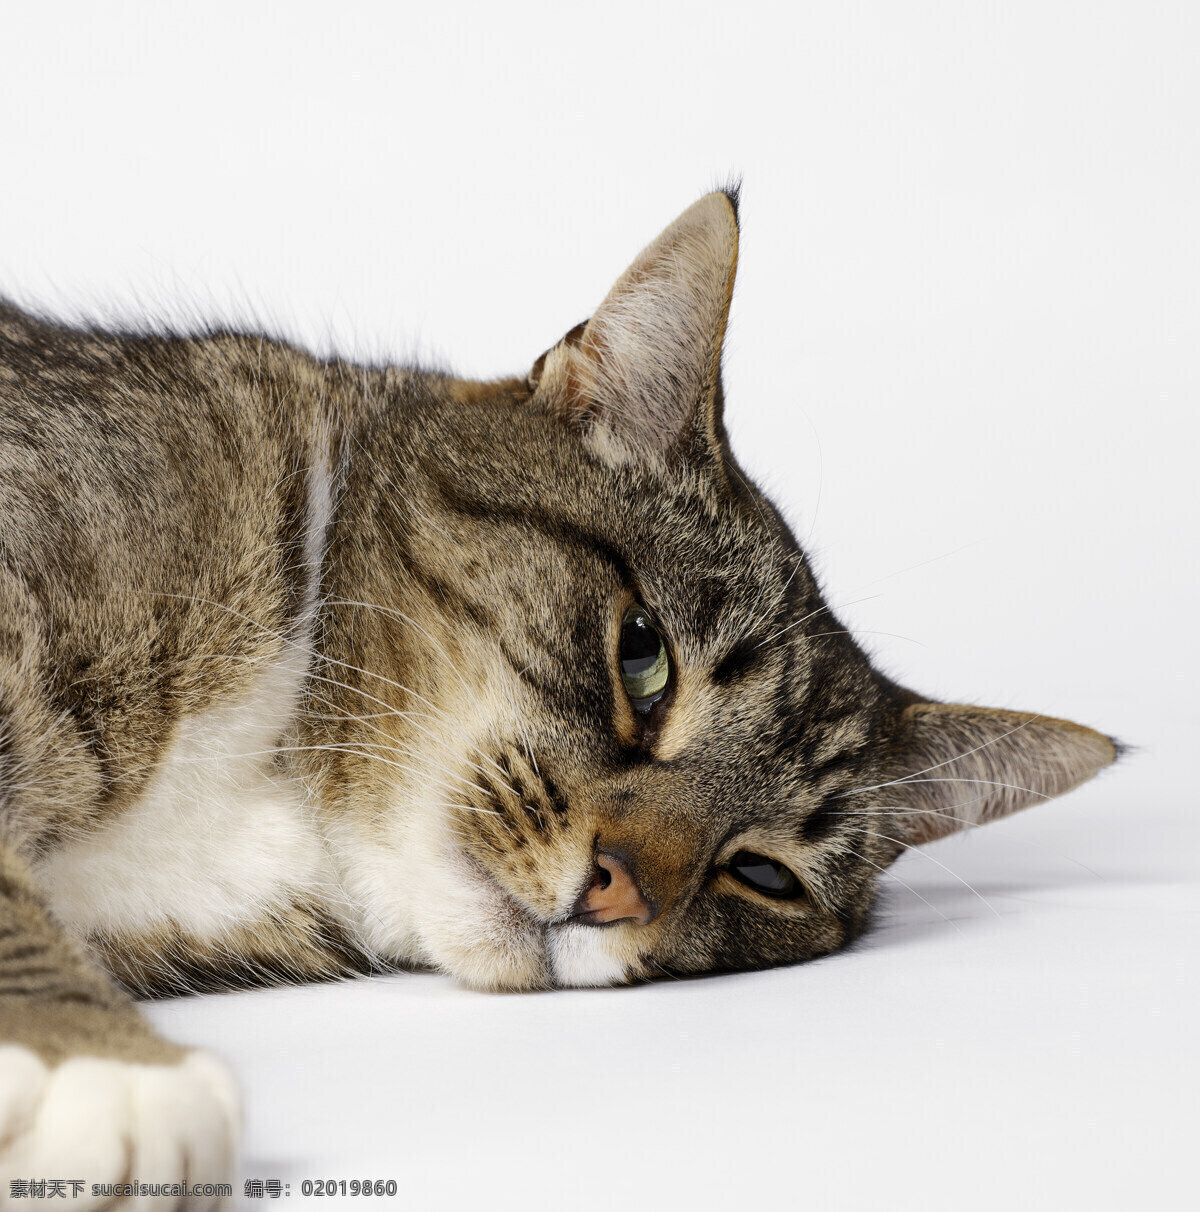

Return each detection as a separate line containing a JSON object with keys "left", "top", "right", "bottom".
{"left": 0, "top": 583, "right": 238, "bottom": 1207}
{"left": 0, "top": 845, "right": 239, "bottom": 1208}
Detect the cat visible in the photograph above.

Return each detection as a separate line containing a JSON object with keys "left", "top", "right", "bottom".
{"left": 0, "top": 188, "right": 1116, "bottom": 1204}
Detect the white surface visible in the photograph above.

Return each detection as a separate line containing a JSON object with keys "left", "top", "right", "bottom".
{"left": 2, "top": 2, "right": 1196, "bottom": 1208}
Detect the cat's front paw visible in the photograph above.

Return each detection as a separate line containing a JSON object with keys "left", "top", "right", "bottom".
{"left": 0, "top": 1045, "right": 238, "bottom": 1209}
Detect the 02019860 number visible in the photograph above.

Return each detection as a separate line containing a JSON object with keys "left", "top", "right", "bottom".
{"left": 301, "top": 1179, "right": 399, "bottom": 1197}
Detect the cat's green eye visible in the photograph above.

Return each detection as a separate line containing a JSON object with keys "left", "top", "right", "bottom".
{"left": 726, "top": 851, "right": 804, "bottom": 899}
{"left": 619, "top": 605, "right": 669, "bottom": 712}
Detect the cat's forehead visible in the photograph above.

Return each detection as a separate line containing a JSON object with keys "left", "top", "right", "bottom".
{"left": 607, "top": 461, "right": 815, "bottom": 613}
{"left": 631, "top": 491, "right": 830, "bottom": 688}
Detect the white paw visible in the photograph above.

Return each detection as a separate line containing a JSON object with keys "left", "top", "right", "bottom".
{"left": 0, "top": 1045, "right": 238, "bottom": 1209}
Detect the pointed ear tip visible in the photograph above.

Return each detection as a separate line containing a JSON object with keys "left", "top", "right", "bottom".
{"left": 687, "top": 187, "right": 740, "bottom": 235}
{"left": 715, "top": 187, "right": 741, "bottom": 231}
{"left": 1095, "top": 730, "right": 1127, "bottom": 770}
{"left": 1055, "top": 717, "right": 1121, "bottom": 771}
{"left": 900, "top": 700, "right": 1121, "bottom": 775}
{"left": 716, "top": 179, "right": 741, "bottom": 224}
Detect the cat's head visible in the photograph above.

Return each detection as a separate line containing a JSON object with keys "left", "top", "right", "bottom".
{"left": 375, "top": 190, "right": 1116, "bottom": 989}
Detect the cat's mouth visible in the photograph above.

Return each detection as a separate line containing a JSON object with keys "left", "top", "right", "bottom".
{"left": 445, "top": 842, "right": 637, "bottom": 990}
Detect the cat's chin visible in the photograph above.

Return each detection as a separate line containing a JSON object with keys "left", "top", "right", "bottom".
{"left": 546, "top": 923, "right": 635, "bottom": 988}
{"left": 410, "top": 842, "right": 552, "bottom": 991}
{"left": 411, "top": 839, "right": 640, "bottom": 992}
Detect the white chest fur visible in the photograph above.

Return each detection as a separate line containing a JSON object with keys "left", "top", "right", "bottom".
{"left": 38, "top": 439, "right": 352, "bottom": 950}
{"left": 37, "top": 646, "right": 342, "bottom": 945}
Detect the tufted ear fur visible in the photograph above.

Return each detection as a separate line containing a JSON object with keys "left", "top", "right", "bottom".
{"left": 528, "top": 190, "right": 739, "bottom": 460}
{"left": 883, "top": 704, "right": 1118, "bottom": 845}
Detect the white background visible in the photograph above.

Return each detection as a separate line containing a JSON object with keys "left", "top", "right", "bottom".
{"left": 2, "top": 3, "right": 1196, "bottom": 1208}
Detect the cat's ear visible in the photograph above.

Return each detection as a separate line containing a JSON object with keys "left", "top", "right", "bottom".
{"left": 528, "top": 189, "right": 739, "bottom": 461}
{"left": 882, "top": 703, "right": 1118, "bottom": 846}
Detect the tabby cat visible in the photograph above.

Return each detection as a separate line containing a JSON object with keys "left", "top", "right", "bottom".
{"left": 0, "top": 190, "right": 1115, "bottom": 1203}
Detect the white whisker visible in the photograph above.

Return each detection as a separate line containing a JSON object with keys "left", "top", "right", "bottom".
{"left": 754, "top": 593, "right": 883, "bottom": 649}
{"left": 839, "top": 825, "right": 1002, "bottom": 919}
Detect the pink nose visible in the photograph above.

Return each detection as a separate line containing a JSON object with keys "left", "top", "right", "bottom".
{"left": 574, "top": 852, "right": 655, "bottom": 926}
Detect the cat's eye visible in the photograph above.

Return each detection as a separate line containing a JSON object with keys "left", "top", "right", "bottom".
{"left": 726, "top": 851, "right": 804, "bottom": 899}
{"left": 619, "top": 604, "right": 670, "bottom": 712}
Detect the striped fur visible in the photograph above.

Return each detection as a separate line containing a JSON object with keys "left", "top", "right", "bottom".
{"left": 0, "top": 191, "right": 1116, "bottom": 1191}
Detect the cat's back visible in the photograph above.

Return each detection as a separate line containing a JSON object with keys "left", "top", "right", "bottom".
{"left": 0, "top": 304, "right": 335, "bottom": 812}
{"left": 0, "top": 302, "right": 317, "bottom": 576}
